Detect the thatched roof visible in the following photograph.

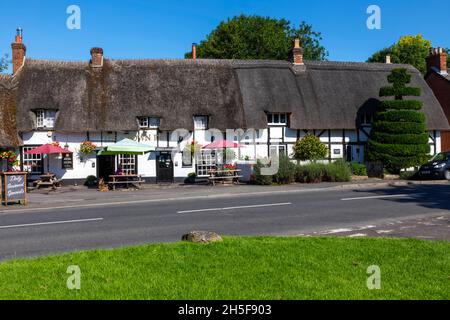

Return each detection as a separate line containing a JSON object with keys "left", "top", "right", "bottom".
{"left": 6, "top": 57, "right": 450, "bottom": 139}
{"left": 236, "top": 60, "right": 449, "bottom": 130}
{"left": 0, "top": 74, "right": 21, "bottom": 147}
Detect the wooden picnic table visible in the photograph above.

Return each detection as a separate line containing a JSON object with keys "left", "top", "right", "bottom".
{"left": 208, "top": 169, "right": 242, "bottom": 185}
{"left": 34, "top": 173, "right": 62, "bottom": 189}
{"left": 108, "top": 174, "right": 145, "bottom": 190}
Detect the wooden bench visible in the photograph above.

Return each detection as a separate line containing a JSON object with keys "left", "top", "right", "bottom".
{"left": 108, "top": 175, "right": 145, "bottom": 190}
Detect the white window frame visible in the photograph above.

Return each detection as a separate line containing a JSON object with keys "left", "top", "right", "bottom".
{"left": 267, "top": 113, "right": 288, "bottom": 126}
{"left": 194, "top": 116, "right": 208, "bottom": 130}
{"left": 36, "top": 110, "right": 45, "bottom": 128}
{"left": 117, "top": 154, "right": 136, "bottom": 175}
{"left": 269, "top": 145, "right": 287, "bottom": 157}
{"left": 138, "top": 117, "right": 149, "bottom": 128}
{"left": 22, "top": 146, "right": 43, "bottom": 175}
{"left": 35, "top": 110, "right": 56, "bottom": 129}
{"left": 195, "top": 150, "right": 216, "bottom": 176}
{"left": 149, "top": 117, "right": 160, "bottom": 129}
{"left": 139, "top": 117, "right": 160, "bottom": 129}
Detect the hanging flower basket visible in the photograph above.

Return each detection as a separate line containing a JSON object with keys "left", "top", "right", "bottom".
{"left": 0, "top": 149, "right": 19, "bottom": 171}
{"left": 79, "top": 141, "right": 97, "bottom": 155}
{"left": 184, "top": 140, "right": 202, "bottom": 156}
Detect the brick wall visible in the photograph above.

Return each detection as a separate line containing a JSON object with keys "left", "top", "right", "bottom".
{"left": 426, "top": 73, "right": 450, "bottom": 151}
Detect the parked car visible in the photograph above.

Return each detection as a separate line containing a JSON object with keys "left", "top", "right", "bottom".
{"left": 418, "top": 152, "right": 450, "bottom": 180}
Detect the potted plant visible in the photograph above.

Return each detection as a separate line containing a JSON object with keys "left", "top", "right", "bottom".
{"left": 184, "top": 172, "right": 197, "bottom": 184}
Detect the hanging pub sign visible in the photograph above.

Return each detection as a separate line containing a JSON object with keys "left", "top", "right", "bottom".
{"left": 62, "top": 152, "right": 74, "bottom": 169}
{"left": 1, "top": 172, "right": 27, "bottom": 206}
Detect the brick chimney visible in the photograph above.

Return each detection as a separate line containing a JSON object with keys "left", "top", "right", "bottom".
{"left": 426, "top": 47, "right": 447, "bottom": 75}
{"left": 192, "top": 43, "right": 197, "bottom": 60}
{"left": 90, "top": 47, "right": 104, "bottom": 67}
{"left": 292, "top": 38, "right": 304, "bottom": 65}
{"left": 11, "top": 28, "right": 26, "bottom": 75}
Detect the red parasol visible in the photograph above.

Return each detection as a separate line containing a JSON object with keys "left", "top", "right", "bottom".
{"left": 24, "top": 144, "right": 72, "bottom": 173}
{"left": 203, "top": 140, "right": 242, "bottom": 149}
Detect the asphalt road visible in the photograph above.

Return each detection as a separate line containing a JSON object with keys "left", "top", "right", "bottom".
{"left": 0, "top": 184, "right": 449, "bottom": 260}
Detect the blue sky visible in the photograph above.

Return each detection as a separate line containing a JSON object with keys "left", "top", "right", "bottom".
{"left": 1, "top": 0, "right": 448, "bottom": 73}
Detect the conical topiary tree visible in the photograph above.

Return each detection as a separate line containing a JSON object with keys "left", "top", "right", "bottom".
{"left": 367, "top": 68, "right": 430, "bottom": 173}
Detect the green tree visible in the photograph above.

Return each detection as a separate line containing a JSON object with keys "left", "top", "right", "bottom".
{"left": 293, "top": 134, "right": 328, "bottom": 161}
{"left": 0, "top": 54, "right": 9, "bottom": 73}
{"left": 367, "top": 47, "right": 393, "bottom": 63}
{"left": 367, "top": 34, "right": 431, "bottom": 74}
{"left": 367, "top": 68, "right": 430, "bottom": 173}
{"left": 185, "top": 15, "right": 327, "bottom": 61}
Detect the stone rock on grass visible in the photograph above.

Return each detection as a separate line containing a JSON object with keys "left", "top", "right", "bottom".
{"left": 182, "top": 231, "right": 223, "bottom": 243}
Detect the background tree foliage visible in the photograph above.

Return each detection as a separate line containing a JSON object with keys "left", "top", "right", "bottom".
{"left": 185, "top": 15, "right": 328, "bottom": 61}
{"left": 0, "top": 54, "right": 9, "bottom": 73}
{"left": 293, "top": 134, "right": 328, "bottom": 161}
{"left": 367, "top": 35, "right": 449, "bottom": 74}
{"left": 367, "top": 68, "right": 430, "bottom": 173}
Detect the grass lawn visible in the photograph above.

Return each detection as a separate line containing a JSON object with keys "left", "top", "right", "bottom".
{"left": 0, "top": 237, "right": 448, "bottom": 300}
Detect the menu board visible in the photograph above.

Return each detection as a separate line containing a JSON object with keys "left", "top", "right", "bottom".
{"left": 2, "top": 173, "right": 27, "bottom": 205}
{"left": 62, "top": 152, "right": 74, "bottom": 169}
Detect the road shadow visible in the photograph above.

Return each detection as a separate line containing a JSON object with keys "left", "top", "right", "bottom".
{"left": 352, "top": 183, "right": 450, "bottom": 211}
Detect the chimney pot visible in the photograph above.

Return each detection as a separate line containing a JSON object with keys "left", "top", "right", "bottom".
{"left": 90, "top": 47, "right": 104, "bottom": 67}
{"left": 385, "top": 54, "right": 391, "bottom": 64}
{"left": 292, "top": 38, "right": 304, "bottom": 65}
{"left": 11, "top": 28, "right": 26, "bottom": 75}
{"left": 192, "top": 43, "right": 197, "bottom": 60}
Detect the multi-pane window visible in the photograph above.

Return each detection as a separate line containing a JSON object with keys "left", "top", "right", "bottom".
{"left": 138, "top": 117, "right": 160, "bottom": 129}
{"left": 267, "top": 113, "right": 288, "bottom": 125}
{"left": 117, "top": 154, "right": 136, "bottom": 175}
{"left": 269, "top": 145, "right": 287, "bottom": 157}
{"left": 35, "top": 110, "right": 56, "bottom": 128}
{"left": 195, "top": 150, "right": 216, "bottom": 176}
{"left": 194, "top": 116, "right": 208, "bottom": 130}
{"left": 22, "top": 146, "right": 43, "bottom": 174}
{"left": 138, "top": 117, "right": 149, "bottom": 128}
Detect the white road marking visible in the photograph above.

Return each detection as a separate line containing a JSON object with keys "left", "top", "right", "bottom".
{"left": 177, "top": 202, "right": 292, "bottom": 214}
{"left": 341, "top": 194, "right": 409, "bottom": 201}
{"left": 0, "top": 218, "right": 103, "bottom": 230}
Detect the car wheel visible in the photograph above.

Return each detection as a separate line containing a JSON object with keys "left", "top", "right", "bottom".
{"left": 445, "top": 170, "right": 450, "bottom": 181}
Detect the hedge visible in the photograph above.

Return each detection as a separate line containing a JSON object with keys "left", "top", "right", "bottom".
{"left": 369, "top": 132, "right": 429, "bottom": 145}
{"left": 379, "top": 100, "right": 423, "bottom": 111}
{"left": 368, "top": 140, "right": 430, "bottom": 157}
{"left": 372, "top": 121, "right": 426, "bottom": 134}
{"left": 375, "top": 110, "right": 425, "bottom": 123}
{"left": 366, "top": 150, "right": 429, "bottom": 172}
{"left": 379, "top": 86, "right": 421, "bottom": 97}
{"left": 295, "top": 160, "right": 351, "bottom": 183}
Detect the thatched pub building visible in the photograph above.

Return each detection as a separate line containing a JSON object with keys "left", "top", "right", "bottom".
{"left": 0, "top": 31, "right": 449, "bottom": 183}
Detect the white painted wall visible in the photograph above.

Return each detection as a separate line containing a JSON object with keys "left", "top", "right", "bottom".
{"left": 19, "top": 128, "right": 444, "bottom": 181}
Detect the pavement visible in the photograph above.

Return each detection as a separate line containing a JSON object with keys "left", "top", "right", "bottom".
{"left": 0, "top": 179, "right": 448, "bottom": 260}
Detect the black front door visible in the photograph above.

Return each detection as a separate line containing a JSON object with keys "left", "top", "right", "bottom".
{"left": 97, "top": 155, "right": 115, "bottom": 182}
{"left": 156, "top": 152, "right": 174, "bottom": 183}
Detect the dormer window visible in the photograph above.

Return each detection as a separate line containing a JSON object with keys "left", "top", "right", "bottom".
{"left": 35, "top": 110, "right": 56, "bottom": 129}
{"left": 267, "top": 113, "right": 288, "bottom": 126}
{"left": 139, "top": 117, "right": 160, "bottom": 129}
{"left": 194, "top": 116, "right": 208, "bottom": 130}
